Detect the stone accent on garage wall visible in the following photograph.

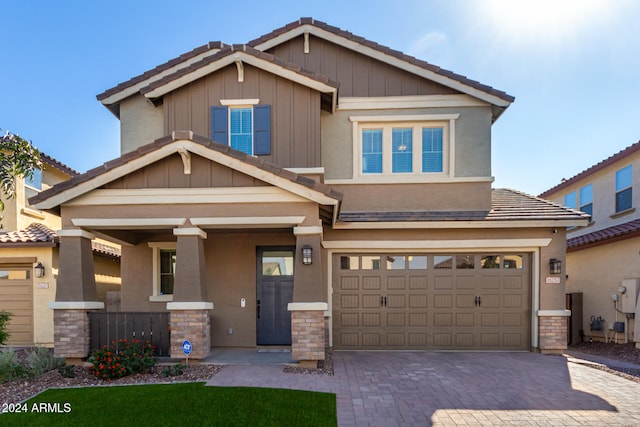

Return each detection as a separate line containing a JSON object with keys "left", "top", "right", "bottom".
{"left": 539, "top": 314, "right": 568, "bottom": 353}
{"left": 289, "top": 302, "right": 327, "bottom": 365}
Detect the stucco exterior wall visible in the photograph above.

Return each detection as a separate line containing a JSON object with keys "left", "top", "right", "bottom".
{"left": 567, "top": 238, "right": 639, "bottom": 342}
{"left": 120, "top": 94, "right": 164, "bottom": 154}
{"left": 322, "top": 106, "right": 493, "bottom": 180}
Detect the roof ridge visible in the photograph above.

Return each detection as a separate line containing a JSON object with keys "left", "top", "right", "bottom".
{"left": 539, "top": 140, "right": 640, "bottom": 198}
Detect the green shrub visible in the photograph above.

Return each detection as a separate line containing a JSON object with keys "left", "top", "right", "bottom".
{"left": 162, "top": 363, "right": 185, "bottom": 377}
{"left": 0, "top": 310, "right": 12, "bottom": 345}
{"left": 0, "top": 348, "right": 28, "bottom": 383}
{"left": 89, "top": 339, "right": 157, "bottom": 381}
{"left": 57, "top": 363, "right": 76, "bottom": 378}
{"left": 26, "top": 346, "right": 65, "bottom": 375}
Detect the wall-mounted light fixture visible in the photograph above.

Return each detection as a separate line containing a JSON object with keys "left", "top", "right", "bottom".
{"left": 34, "top": 262, "right": 45, "bottom": 278}
{"left": 302, "top": 245, "right": 313, "bottom": 265}
{"left": 549, "top": 258, "right": 562, "bottom": 275}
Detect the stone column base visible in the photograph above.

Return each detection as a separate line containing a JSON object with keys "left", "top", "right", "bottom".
{"left": 288, "top": 302, "right": 328, "bottom": 363}
{"left": 49, "top": 301, "right": 105, "bottom": 359}
{"left": 538, "top": 311, "right": 569, "bottom": 354}
{"left": 167, "top": 302, "right": 213, "bottom": 360}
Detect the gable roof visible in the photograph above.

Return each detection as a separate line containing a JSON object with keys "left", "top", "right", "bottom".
{"left": 140, "top": 44, "right": 339, "bottom": 112}
{"left": 41, "top": 152, "right": 79, "bottom": 177}
{"left": 337, "top": 189, "right": 589, "bottom": 227}
{"left": 249, "top": 18, "right": 514, "bottom": 114}
{"left": 30, "top": 131, "right": 342, "bottom": 215}
{"left": 96, "top": 18, "right": 513, "bottom": 120}
{"left": 0, "top": 223, "right": 121, "bottom": 258}
{"left": 539, "top": 140, "right": 640, "bottom": 198}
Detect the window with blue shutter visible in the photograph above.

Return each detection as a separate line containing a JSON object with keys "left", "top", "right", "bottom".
{"left": 210, "top": 104, "right": 271, "bottom": 156}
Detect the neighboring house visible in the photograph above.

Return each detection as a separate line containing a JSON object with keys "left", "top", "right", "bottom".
{"left": 31, "top": 18, "right": 587, "bottom": 363}
{"left": 0, "top": 153, "right": 121, "bottom": 346}
{"left": 540, "top": 141, "right": 640, "bottom": 348}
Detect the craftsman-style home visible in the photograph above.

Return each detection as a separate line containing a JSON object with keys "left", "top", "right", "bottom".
{"left": 31, "top": 18, "right": 587, "bottom": 363}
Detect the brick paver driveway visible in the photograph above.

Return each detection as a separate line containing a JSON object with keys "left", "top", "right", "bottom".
{"left": 207, "top": 351, "right": 640, "bottom": 426}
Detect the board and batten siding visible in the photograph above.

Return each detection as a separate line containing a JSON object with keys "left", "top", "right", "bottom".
{"left": 268, "top": 35, "right": 461, "bottom": 98}
{"left": 163, "top": 64, "right": 322, "bottom": 169}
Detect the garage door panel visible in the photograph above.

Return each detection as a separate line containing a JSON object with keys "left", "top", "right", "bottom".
{"left": 503, "top": 333, "right": 524, "bottom": 347}
{"left": 504, "top": 276, "right": 524, "bottom": 289}
{"left": 388, "top": 276, "right": 406, "bottom": 290}
{"left": 340, "top": 312, "right": 359, "bottom": 326}
{"left": 362, "top": 333, "right": 381, "bottom": 346}
{"left": 363, "top": 313, "right": 381, "bottom": 326}
{"left": 433, "top": 312, "right": 452, "bottom": 326}
{"left": 340, "top": 294, "right": 359, "bottom": 308}
{"left": 362, "top": 276, "right": 381, "bottom": 290}
{"left": 455, "top": 276, "right": 475, "bottom": 289}
{"left": 434, "top": 294, "right": 452, "bottom": 308}
{"left": 363, "top": 295, "right": 381, "bottom": 308}
{"left": 456, "top": 294, "right": 475, "bottom": 308}
{"left": 409, "top": 294, "right": 427, "bottom": 308}
{"left": 338, "top": 332, "right": 359, "bottom": 347}
{"left": 434, "top": 276, "right": 452, "bottom": 289}
{"left": 455, "top": 334, "right": 474, "bottom": 346}
{"left": 408, "top": 333, "right": 427, "bottom": 346}
{"left": 409, "top": 312, "right": 428, "bottom": 326}
{"left": 504, "top": 294, "right": 523, "bottom": 308}
{"left": 339, "top": 276, "right": 359, "bottom": 290}
{"left": 433, "top": 333, "right": 453, "bottom": 347}
{"left": 481, "top": 294, "right": 500, "bottom": 308}
{"left": 387, "top": 333, "right": 405, "bottom": 346}
{"left": 387, "top": 294, "right": 405, "bottom": 308}
{"left": 456, "top": 312, "right": 474, "bottom": 326}
{"left": 503, "top": 313, "right": 523, "bottom": 326}
{"left": 478, "top": 276, "right": 501, "bottom": 289}
{"left": 481, "top": 312, "right": 500, "bottom": 326}
{"left": 409, "top": 276, "right": 428, "bottom": 289}
{"left": 386, "top": 313, "right": 405, "bottom": 326}
{"left": 480, "top": 333, "right": 499, "bottom": 347}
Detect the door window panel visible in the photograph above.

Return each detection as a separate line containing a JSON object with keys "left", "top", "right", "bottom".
{"left": 262, "top": 251, "right": 294, "bottom": 276}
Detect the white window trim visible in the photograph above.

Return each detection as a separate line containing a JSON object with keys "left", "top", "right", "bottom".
{"left": 350, "top": 114, "right": 458, "bottom": 182}
{"left": 219, "top": 98, "right": 260, "bottom": 106}
{"left": 220, "top": 99, "right": 260, "bottom": 156}
{"left": 148, "top": 242, "right": 176, "bottom": 302}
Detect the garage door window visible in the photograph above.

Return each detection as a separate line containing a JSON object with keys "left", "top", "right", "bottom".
{"left": 481, "top": 255, "right": 501, "bottom": 268}
{"left": 504, "top": 255, "right": 524, "bottom": 269}
{"left": 456, "top": 255, "right": 475, "bottom": 269}
{"left": 0, "top": 270, "right": 31, "bottom": 280}
{"left": 386, "top": 255, "right": 406, "bottom": 269}
{"left": 408, "top": 256, "right": 427, "bottom": 269}
{"left": 362, "top": 256, "right": 381, "bottom": 270}
{"left": 340, "top": 256, "right": 359, "bottom": 270}
{"left": 434, "top": 256, "right": 453, "bottom": 269}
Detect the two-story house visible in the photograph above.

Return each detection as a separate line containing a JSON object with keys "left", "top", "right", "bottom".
{"left": 0, "top": 153, "right": 121, "bottom": 346}
{"left": 31, "top": 18, "right": 587, "bottom": 363}
{"left": 540, "top": 141, "right": 640, "bottom": 348}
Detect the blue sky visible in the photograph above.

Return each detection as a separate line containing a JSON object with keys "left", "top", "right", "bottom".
{"left": 2, "top": 0, "right": 639, "bottom": 196}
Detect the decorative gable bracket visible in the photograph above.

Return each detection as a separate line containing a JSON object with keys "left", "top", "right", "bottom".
{"left": 177, "top": 147, "right": 191, "bottom": 175}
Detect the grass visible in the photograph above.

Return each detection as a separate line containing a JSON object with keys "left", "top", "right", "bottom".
{"left": 1, "top": 383, "right": 337, "bottom": 426}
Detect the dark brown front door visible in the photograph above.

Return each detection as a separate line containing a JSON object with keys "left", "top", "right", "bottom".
{"left": 256, "top": 247, "right": 294, "bottom": 345}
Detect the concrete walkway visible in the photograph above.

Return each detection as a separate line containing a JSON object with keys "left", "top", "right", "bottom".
{"left": 206, "top": 351, "right": 640, "bottom": 426}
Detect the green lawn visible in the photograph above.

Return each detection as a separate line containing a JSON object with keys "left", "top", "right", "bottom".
{"left": 1, "top": 383, "right": 337, "bottom": 426}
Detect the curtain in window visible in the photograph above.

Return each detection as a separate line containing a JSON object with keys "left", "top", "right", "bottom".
{"left": 362, "top": 129, "right": 383, "bottom": 173}
{"left": 230, "top": 108, "right": 253, "bottom": 155}
{"left": 422, "top": 128, "right": 443, "bottom": 172}
{"left": 392, "top": 128, "right": 412, "bottom": 173}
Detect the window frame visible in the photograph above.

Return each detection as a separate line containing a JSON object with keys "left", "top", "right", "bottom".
{"left": 24, "top": 168, "right": 43, "bottom": 191}
{"left": 579, "top": 184, "right": 593, "bottom": 219}
{"left": 148, "top": 242, "right": 176, "bottom": 302}
{"left": 350, "top": 114, "right": 458, "bottom": 182}
{"left": 615, "top": 165, "right": 633, "bottom": 213}
{"left": 211, "top": 99, "right": 271, "bottom": 156}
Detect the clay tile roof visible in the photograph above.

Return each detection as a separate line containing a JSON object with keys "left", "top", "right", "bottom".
{"left": 567, "top": 218, "right": 640, "bottom": 251}
{"left": 247, "top": 18, "right": 514, "bottom": 104}
{"left": 338, "top": 189, "right": 588, "bottom": 223}
{"left": 0, "top": 223, "right": 57, "bottom": 246}
{"left": 39, "top": 152, "right": 79, "bottom": 177}
{"left": 539, "top": 140, "right": 640, "bottom": 198}
{"left": 29, "top": 132, "right": 342, "bottom": 208}
{"left": 97, "top": 41, "right": 227, "bottom": 102}
{"left": 0, "top": 223, "right": 121, "bottom": 257}
{"left": 139, "top": 44, "right": 339, "bottom": 97}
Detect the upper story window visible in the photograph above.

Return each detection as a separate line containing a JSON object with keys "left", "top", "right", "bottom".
{"left": 25, "top": 168, "right": 42, "bottom": 191}
{"left": 351, "top": 114, "right": 457, "bottom": 181}
{"left": 579, "top": 184, "right": 593, "bottom": 218}
{"left": 210, "top": 99, "right": 271, "bottom": 156}
{"left": 564, "top": 192, "right": 576, "bottom": 209}
{"left": 615, "top": 165, "right": 632, "bottom": 213}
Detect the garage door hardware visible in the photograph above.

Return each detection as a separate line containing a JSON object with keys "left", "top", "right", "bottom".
{"left": 380, "top": 296, "right": 388, "bottom": 307}
{"left": 474, "top": 296, "right": 482, "bottom": 307}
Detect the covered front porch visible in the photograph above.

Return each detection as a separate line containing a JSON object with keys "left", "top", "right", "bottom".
{"left": 29, "top": 133, "right": 341, "bottom": 364}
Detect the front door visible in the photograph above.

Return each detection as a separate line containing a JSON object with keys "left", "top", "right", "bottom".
{"left": 256, "top": 247, "right": 294, "bottom": 345}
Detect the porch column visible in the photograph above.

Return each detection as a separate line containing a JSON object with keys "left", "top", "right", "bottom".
{"left": 49, "top": 229, "right": 104, "bottom": 361}
{"left": 289, "top": 225, "right": 326, "bottom": 365}
{"left": 167, "top": 227, "right": 213, "bottom": 360}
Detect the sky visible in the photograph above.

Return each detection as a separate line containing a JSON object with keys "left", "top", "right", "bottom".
{"left": 2, "top": 0, "right": 639, "bottom": 196}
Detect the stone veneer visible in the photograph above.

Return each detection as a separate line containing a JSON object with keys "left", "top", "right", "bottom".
{"left": 52, "top": 309, "right": 91, "bottom": 359}
{"left": 169, "top": 309, "right": 211, "bottom": 359}
{"left": 539, "top": 316, "right": 568, "bottom": 353}
{"left": 290, "top": 310, "right": 325, "bottom": 362}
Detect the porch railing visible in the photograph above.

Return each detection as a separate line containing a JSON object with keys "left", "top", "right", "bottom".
{"left": 89, "top": 311, "right": 171, "bottom": 356}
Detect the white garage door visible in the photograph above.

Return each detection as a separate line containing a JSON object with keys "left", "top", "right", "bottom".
{"left": 332, "top": 253, "right": 531, "bottom": 350}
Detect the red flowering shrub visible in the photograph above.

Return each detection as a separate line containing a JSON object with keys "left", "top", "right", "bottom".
{"left": 89, "top": 339, "right": 157, "bottom": 380}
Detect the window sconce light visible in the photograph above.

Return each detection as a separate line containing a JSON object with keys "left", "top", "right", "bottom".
{"left": 549, "top": 258, "right": 562, "bottom": 275}
{"left": 34, "top": 262, "right": 45, "bottom": 278}
{"left": 302, "top": 245, "right": 313, "bottom": 265}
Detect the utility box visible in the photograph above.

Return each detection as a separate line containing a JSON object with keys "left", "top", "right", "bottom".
{"left": 620, "top": 278, "right": 640, "bottom": 313}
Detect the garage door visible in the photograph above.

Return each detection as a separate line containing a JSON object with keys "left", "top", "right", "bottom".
{"left": 332, "top": 253, "right": 530, "bottom": 350}
{"left": 0, "top": 267, "right": 34, "bottom": 345}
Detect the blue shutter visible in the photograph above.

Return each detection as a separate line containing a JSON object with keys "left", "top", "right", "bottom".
{"left": 210, "top": 106, "right": 228, "bottom": 144}
{"left": 253, "top": 104, "right": 271, "bottom": 155}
